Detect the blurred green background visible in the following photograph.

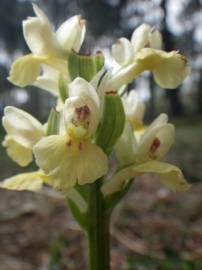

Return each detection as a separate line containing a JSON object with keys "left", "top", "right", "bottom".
{"left": 0, "top": 0, "right": 202, "bottom": 269}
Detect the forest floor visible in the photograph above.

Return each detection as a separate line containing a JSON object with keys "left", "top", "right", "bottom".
{"left": 0, "top": 117, "right": 202, "bottom": 270}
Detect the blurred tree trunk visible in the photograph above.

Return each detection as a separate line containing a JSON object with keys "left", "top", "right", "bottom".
{"left": 29, "top": 87, "right": 41, "bottom": 119}
{"left": 197, "top": 70, "right": 202, "bottom": 114}
{"left": 160, "top": 0, "right": 184, "bottom": 117}
{"left": 148, "top": 74, "right": 155, "bottom": 119}
{"left": 77, "top": 0, "right": 127, "bottom": 36}
{"left": 193, "top": 0, "right": 202, "bottom": 114}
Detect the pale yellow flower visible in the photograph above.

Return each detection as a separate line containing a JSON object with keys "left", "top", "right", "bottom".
{"left": 103, "top": 114, "right": 190, "bottom": 195}
{"left": 34, "top": 78, "right": 108, "bottom": 190}
{"left": 0, "top": 171, "right": 88, "bottom": 213}
{"left": 2, "top": 106, "right": 44, "bottom": 166}
{"left": 8, "top": 4, "right": 85, "bottom": 90}
{"left": 0, "top": 171, "right": 45, "bottom": 191}
{"left": 109, "top": 24, "right": 190, "bottom": 90}
{"left": 2, "top": 137, "right": 33, "bottom": 167}
{"left": 131, "top": 24, "right": 162, "bottom": 54}
{"left": 112, "top": 24, "right": 162, "bottom": 67}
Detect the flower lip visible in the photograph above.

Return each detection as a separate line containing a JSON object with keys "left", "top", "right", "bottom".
{"left": 66, "top": 104, "right": 92, "bottom": 142}
{"left": 33, "top": 134, "right": 108, "bottom": 189}
{"left": 64, "top": 96, "right": 97, "bottom": 140}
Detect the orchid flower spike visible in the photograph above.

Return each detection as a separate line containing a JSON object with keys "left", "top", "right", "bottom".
{"left": 1, "top": 4, "right": 191, "bottom": 225}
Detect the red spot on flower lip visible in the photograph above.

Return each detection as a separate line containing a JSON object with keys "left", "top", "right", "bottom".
{"left": 150, "top": 138, "right": 160, "bottom": 154}
{"left": 75, "top": 105, "right": 90, "bottom": 121}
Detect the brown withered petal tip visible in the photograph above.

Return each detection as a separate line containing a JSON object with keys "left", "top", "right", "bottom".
{"left": 96, "top": 50, "right": 104, "bottom": 56}
{"left": 106, "top": 90, "right": 117, "bottom": 95}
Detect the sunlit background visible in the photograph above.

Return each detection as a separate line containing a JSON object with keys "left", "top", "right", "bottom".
{"left": 0, "top": 0, "right": 202, "bottom": 269}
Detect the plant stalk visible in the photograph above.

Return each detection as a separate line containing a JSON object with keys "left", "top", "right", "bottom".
{"left": 87, "top": 180, "right": 111, "bottom": 270}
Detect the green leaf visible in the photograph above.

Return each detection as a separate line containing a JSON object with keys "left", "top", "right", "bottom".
{"left": 46, "top": 108, "right": 60, "bottom": 136}
{"left": 95, "top": 93, "right": 125, "bottom": 155}
{"left": 68, "top": 51, "right": 80, "bottom": 80}
{"left": 67, "top": 198, "right": 88, "bottom": 230}
{"left": 94, "top": 51, "right": 105, "bottom": 72}
{"left": 58, "top": 73, "right": 68, "bottom": 102}
{"left": 104, "top": 179, "right": 133, "bottom": 214}
{"left": 68, "top": 50, "right": 105, "bottom": 82}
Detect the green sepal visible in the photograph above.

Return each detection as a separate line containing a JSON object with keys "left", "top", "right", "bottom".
{"left": 67, "top": 198, "right": 89, "bottom": 230}
{"left": 66, "top": 185, "right": 90, "bottom": 230}
{"left": 93, "top": 51, "right": 105, "bottom": 73}
{"left": 68, "top": 50, "right": 105, "bottom": 82}
{"left": 68, "top": 51, "right": 79, "bottom": 79}
{"left": 46, "top": 108, "right": 60, "bottom": 136}
{"left": 95, "top": 93, "right": 125, "bottom": 155}
{"left": 58, "top": 74, "right": 68, "bottom": 102}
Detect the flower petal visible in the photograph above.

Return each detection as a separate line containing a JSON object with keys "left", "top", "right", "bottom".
{"left": 32, "top": 4, "right": 52, "bottom": 27}
{"left": 131, "top": 24, "right": 151, "bottom": 52}
{"left": 136, "top": 123, "right": 175, "bottom": 161}
{"left": 112, "top": 38, "right": 134, "bottom": 66}
{"left": 133, "top": 161, "right": 191, "bottom": 191}
{"left": 115, "top": 122, "right": 137, "bottom": 166}
{"left": 102, "top": 160, "right": 190, "bottom": 196}
{"left": 102, "top": 166, "right": 134, "bottom": 196}
{"left": 146, "top": 113, "right": 168, "bottom": 130}
{"left": 34, "top": 65, "right": 60, "bottom": 95}
{"left": 8, "top": 54, "right": 45, "bottom": 87}
{"left": 33, "top": 135, "right": 108, "bottom": 190}
{"left": 0, "top": 171, "right": 44, "bottom": 191}
{"left": 23, "top": 5, "right": 56, "bottom": 55}
{"left": 2, "top": 106, "right": 44, "bottom": 148}
{"left": 44, "top": 57, "right": 69, "bottom": 76}
{"left": 3, "top": 136, "right": 33, "bottom": 167}
{"left": 135, "top": 48, "right": 190, "bottom": 89}
{"left": 90, "top": 68, "right": 106, "bottom": 90}
{"left": 76, "top": 141, "right": 108, "bottom": 185}
{"left": 131, "top": 24, "right": 162, "bottom": 53}
{"left": 56, "top": 15, "right": 86, "bottom": 52}
{"left": 149, "top": 28, "right": 162, "bottom": 50}
{"left": 123, "top": 90, "right": 145, "bottom": 128}
{"left": 69, "top": 77, "right": 100, "bottom": 109}
{"left": 104, "top": 62, "right": 142, "bottom": 91}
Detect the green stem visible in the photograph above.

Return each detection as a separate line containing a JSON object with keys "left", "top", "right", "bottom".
{"left": 87, "top": 180, "right": 111, "bottom": 270}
